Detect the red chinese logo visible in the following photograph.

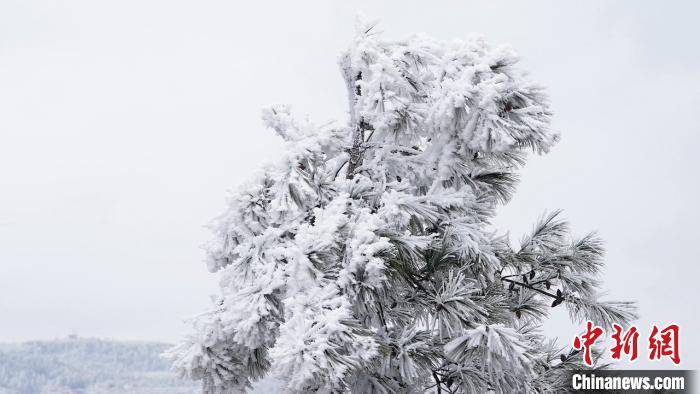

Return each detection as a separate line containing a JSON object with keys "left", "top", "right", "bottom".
{"left": 611, "top": 324, "right": 639, "bottom": 361}
{"left": 648, "top": 324, "right": 680, "bottom": 365}
{"left": 573, "top": 321, "right": 604, "bottom": 366}
{"left": 571, "top": 322, "right": 681, "bottom": 366}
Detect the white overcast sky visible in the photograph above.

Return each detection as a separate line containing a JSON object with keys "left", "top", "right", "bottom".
{"left": 1, "top": 1, "right": 698, "bottom": 369}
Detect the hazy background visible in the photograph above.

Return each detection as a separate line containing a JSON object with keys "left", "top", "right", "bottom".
{"left": 1, "top": 1, "right": 698, "bottom": 370}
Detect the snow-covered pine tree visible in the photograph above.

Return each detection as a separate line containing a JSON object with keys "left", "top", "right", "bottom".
{"left": 166, "top": 20, "right": 636, "bottom": 393}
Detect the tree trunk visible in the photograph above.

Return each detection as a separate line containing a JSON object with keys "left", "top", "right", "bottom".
{"left": 346, "top": 120, "right": 370, "bottom": 179}
{"left": 345, "top": 72, "right": 371, "bottom": 179}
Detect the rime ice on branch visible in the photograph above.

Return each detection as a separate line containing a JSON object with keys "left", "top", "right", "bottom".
{"left": 165, "top": 20, "right": 636, "bottom": 393}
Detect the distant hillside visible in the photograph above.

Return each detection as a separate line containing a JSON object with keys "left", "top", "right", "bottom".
{"left": 0, "top": 337, "right": 197, "bottom": 394}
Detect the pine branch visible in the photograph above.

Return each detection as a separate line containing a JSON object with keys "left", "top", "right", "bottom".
{"left": 433, "top": 371, "right": 442, "bottom": 394}
{"left": 501, "top": 277, "right": 560, "bottom": 300}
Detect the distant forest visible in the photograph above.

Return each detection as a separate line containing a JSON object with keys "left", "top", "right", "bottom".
{"left": 0, "top": 338, "right": 197, "bottom": 393}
